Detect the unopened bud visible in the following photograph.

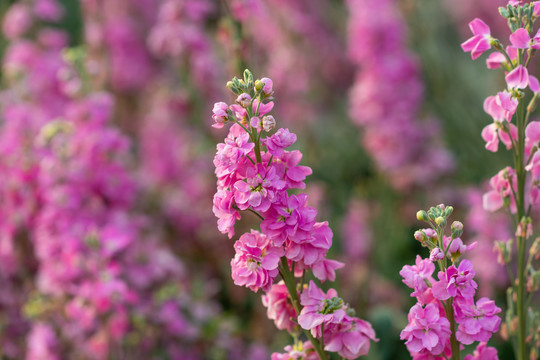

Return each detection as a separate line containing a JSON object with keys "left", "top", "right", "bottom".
{"left": 254, "top": 79, "right": 264, "bottom": 92}
{"left": 416, "top": 210, "right": 429, "bottom": 222}
{"left": 435, "top": 216, "right": 446, "bottom": 227}
{"left": 430, "top": 248, "right": 444, "bottom": 261}
{"left": 414, "top": 231, "right": 426, "bottom": 242}
{"left": 262, "top": 115, "right": 276, "bottom": 132}
{"left": 530, "top": 237, "right": 540, "bottom": 260}
{"left": 236, "top": 93, "right": 252, "bottom": 108}
{"left": 451, "top": 221, "right": 464, "bottom": 238}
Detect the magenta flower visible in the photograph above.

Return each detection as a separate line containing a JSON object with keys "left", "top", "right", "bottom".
{"left": 454, "top": 297, "right": 501, "bottom": 345}
{"left": 212, "top": 189, "right": 241, "bottom": 239}
{"left": 463, "top": 342, "right": 499, "bottom": 360}
{"left": 443, "top": 236, "right": 477, "bottom": 258}
{"left": 265, "top": 128, "right": 297, "bottom": 157}
{"left": 214, "top": 128, "right": 254, "bottom": 188}
{"left": 400, "top": 255, "right": 435, "bottom": 299}
{"left": 432, "top": 260, "right": 478, "bottom": 301}
{"left": 212, "top": 102, "right": 229, "bottom": 128}
{"left": 261, "top": 193, "right": 317, "bottom": 246}
{"left": 483, "top": 167, "right": 517, "bottom": 212}
{"left": 273, "top": 150, "right": 313, "bottom": 189}
{"left": 486, "top": 46, "right": 517, "bottom": 69}
{"left": 324, "top": 317, "right": 378, "bottom": 359}
{"left": 481, "top": 122, "right": 518, "bottom": 152}
{"left": 461, "top": 18, "right": 493, "bottom": 60}
{"left": 271, "top": 342, "right": 319, "bottom": 360}
{"left": 509, "top": 28, "right": 540, "bottom": 50}
{"left": 233, "top": 164, "right": 286, "bottom": 212}
{"left": 430, "top": 248, "right": 444, "bottom": 261}
{"left": 298, "top": 281, "right": 348, "bottom": 335}
{"left": 230, "top": 230, "right": 284, "bottom": 292}
{"left": 505, "top": 65, "right": 529, "bottom": 90}
{"left": 400, "top": 303, "right": 451, "bottom": 355}
{"left": 311, "top": 258, "right": 345, "bottom": 282}
{"left": 261, "top": 281, "right": 297, "bottom": 332}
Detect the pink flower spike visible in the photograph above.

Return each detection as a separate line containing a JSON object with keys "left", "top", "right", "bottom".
{"left": 461, "top": 18, "right": 492, "bottom": 60}
{"left": 506, "top": 65, "right": 529, "bottom": 89}
{"left": 509, "top": 28, "right": 531, "bottom": 49}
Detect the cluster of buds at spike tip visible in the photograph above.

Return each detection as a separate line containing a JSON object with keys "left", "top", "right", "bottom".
{"left": 213, "top": 69, "right": 276, "bottom": 131}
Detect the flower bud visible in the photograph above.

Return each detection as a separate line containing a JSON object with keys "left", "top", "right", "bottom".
{"left": 435, "top": 216, "right": 446, "bottom": 227}
{"left": 262, "top": 115, "right": 276, "bottom": 132}
{"left": 430, "top": 248, "right": 444, "bottom": 261}
{"left": 414, "top": 230, "right": 426, "bottom": 242}
{"left": 250, "top": 116, "right": 261, "bottom": 129}
{"left": 416, "top": 210, "right": 428, "bottom": 222}
{"left": 260, "top": 77, "right": 274, "bottom": 96}
{"left": 236, "top": 93, "right": 252, "bottom": 108}
{"left": 451, "top": 221, "right": 464, "bottom": 238}
{"left": 254, "top": 79, "right": 264, "bottom": 92}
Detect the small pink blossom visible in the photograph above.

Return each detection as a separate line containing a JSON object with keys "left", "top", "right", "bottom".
{"left": 505, "top": 65, "right": 529, "bottom": 90}
{"left": 432, "top": 260, "right": 478, "bottom": 300}
{"left": 443, "top": 236, "right": 477, "bottom": 258}
{"left": 213, "top": 189, "right": 241, "bottom": 239}
{"left": 400, "top": 303, "right": 451, "bottom": 355}
{"left": 236, "top": 93, "right": 252, "bottom": 108}
{"left": 212, "top": 102, "right": 229, "bottom": 128}
{"left": 454, "top": 297, "right": 501, "bottom": 345}
{"left": 311, "top": 258, "right": 344, "bottom": 282}
{"left": 461, "top": 18, "right": 493, "bottom": 60}
{"left": 230, "top": 230, "right": 284, "bottom": 292}
{"left": 271, "top": 342, "right": 319, "bottom": 360}
{"left": 400, "top": 255, "right": 435, "bottom": 299}
{"left": 463, "top": 342, "right": 499, "bottom": 360}
{"left": 233, "top": 164, "right": 286, "bottom": 212}
{"left": 324, "top": 317, "right": 378, "bottom": 359}
{"left": 483, "top": 167, "right": 517, "bottom": 212}
{"left": 509, "top": 28, "right": 540, "bottom": 50}
{"left": 481, "top": 122, "right": 517, "bottom": 152}
{"left": 486, "top": 47, "right": 517, "bottom": 69}
{"left": 298, "top": 281, "right": 347, "bottom": 335}
{"left": 265, "top": 128, "right": 297, "bottom": 157}
{"left": 262, "top": 282, "right": 297, "bottom": 332}
{"left": 430, "top": 248, "right": 444, "bottom": 261}
{"left": 260, "top": 77, "right": 274, "bottom": 96}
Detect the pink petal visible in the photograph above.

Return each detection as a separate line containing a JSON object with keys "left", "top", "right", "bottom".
{"left": 506, "top": 65, "right": 529, "bottom": 89}
{"left": 530, "top": 75, "right": 540, "bottom": 93}
{"left": 469, "top": 18, "right": 490, "bottom": 36}
{"left": 483, "top": 190, "right": 503, "bottom": 212}
{"left": 509, "top": 28, "right": 531, "bottom": 49}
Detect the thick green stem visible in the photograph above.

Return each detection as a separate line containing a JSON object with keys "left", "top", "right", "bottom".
{"left": 446, "top": 299, "right": 460, "bottom": 360}
{"left": 515, "top": 99, "right": 528, "bottom": 360}
{"left": 279, "top": 258, "right": 328, "bottom": 360}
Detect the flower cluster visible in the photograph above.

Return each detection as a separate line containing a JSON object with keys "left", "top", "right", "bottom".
{"left": 400, "top": 205, "right": 501, "bottom": 359}
{"left": 346, "top": 0, "right": 453, "bottom": 190}
{"left": 461, "top": 2, "right": 540, "bottom": 358}
{"left": 212, "top": 69, "right": 377, "bottom": 359}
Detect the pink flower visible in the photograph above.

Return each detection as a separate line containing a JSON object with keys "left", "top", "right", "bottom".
{"left": 273, "top": 150, "right": 313, "bottom": 189}
{"left": 214, "top": 129, "right": 254, "bottom": 188}
{"left": 443, "top": 236, "right": 477, "bottom": 258}
{"left": 311, "top": 258, "right": 344, "bottom": 282}
{"left": 236, "top": 93, "right": 252, "bottom": 108}
{"left": 400, "top": 255, "right": 435, "bottom": 300}
{"left": 261, "top": 281, "right": 297, "bottom": 332}
{"left": 324, "top": 317, "right": 378, "bottom": 359}
{"left": 461, "top": 18, "right": 493, "bottom": 60}
{"left": 454, "top": 297, "right": 501, "bottom": 345}
{"left": 2, "top": 4, "right": 32, "bottom": 39}
{"left": 509, "top": 28, "right": 540, "bottom": 50}
{"left": 233, "top": 164, "right": 286, "bottom": 212}
{"left": 526, "top": 121, "right": 540, "bottom": 156}
{"left": 483, "top": 167, "right": 517, "bottom": 212}
{"left": 212, "top": 102, "right": 229, "bottom": 128}
{"left": 298, "top": 281, "right": 348, "bottom": 335}
{"left": 400, "top": 303, "right": 451, "bottom": 355}
{"left": 265, "top": 128, "right": 297, "bottom": 157}
{"left": 481, "top": 122, "right": 517, "bottom": 152}
{"left": 260, "top": 77, "right": 274, "bottom": 96}
{"left": 432, "top": 260, "right": 478, "bottom": 300}
{"left": 463, "top": 342, "right": 499, "bottom": 360}
{"left": 230, "top": 230, "right": 284, "bottom": 292}
{"left": 261, "top": 193, "right": 317, "bottom": 246}
{"left": 213, "top": 189, "right": 241, "bottom": 239}
{"left": 505, "top": 65, "right": 529, "bottom": 90}
{"left": 271, "top": 342, "right": 319, "bottom": 360}
{"left": 430, "top": 248, "right": 444, "bottom": 261}
{"left": 486, "top": 46, "right": 517, "bottom": 69}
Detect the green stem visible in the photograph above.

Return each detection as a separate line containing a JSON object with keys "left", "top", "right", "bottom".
{"left": 446, "top": 299, "right": 460, "bottom": 360}
{"left": 278, "top": 258, "right": 328, "bottom": 360}
{"left": 515, "top": 95, "right": 528, "bottom": 360}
